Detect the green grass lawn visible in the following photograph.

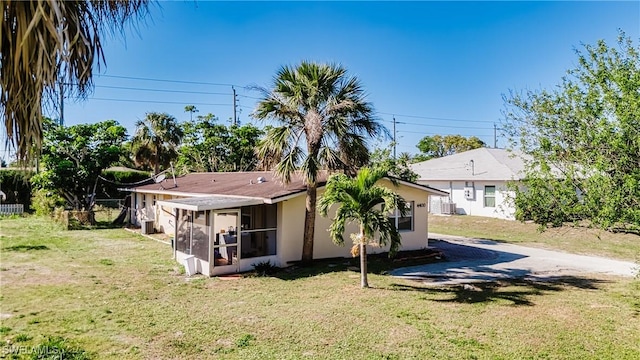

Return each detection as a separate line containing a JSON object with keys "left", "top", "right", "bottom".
{"left": 429, "top": 214, "right": 640, "bottom": 262}
{"left": 1, "top": 216, "right": 639, "bottom": 359}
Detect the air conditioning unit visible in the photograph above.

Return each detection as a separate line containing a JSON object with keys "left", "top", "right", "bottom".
{"left": 441, "top": 202, "right": 457, "bottom": 215}
{"left": 464, "top": 187, "right": 475, "bottom": 200}
{"left": 141, "top": 220, "right": 155, "bottom": 235}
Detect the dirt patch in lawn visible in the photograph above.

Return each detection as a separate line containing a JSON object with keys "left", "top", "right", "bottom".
{"left": 1, "top": 263, "right": 82, "bottom": 286}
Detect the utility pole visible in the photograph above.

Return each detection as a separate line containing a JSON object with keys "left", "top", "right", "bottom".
{"left": 59, "top": 82, "right": 64, "bottom": 126}
{"left": 393, "top": 115, "right": 397, "bottom": 160}
{"left": 232, "top": 86, "right": 237, "bottom": 126}
{"left": 493, "top": 123, "right": 498, "bottom": 148}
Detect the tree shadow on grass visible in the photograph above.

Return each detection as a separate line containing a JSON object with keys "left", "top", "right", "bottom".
{"left": 3, "top": 244, "right": 50, "bottom": 251}
{"left": 388, "top": 275, "right": 611, "bottom": 306}
{"left": 272, "top": 249, "right": 445, "bottom": 281}
{"left": 66, "top": 220, "right": 124, "bottom": 230}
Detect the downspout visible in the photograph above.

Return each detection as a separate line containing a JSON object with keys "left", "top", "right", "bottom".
{"left": 189, "top": 210, "right": 193, "bottom": 255}
{"left": 173, "top": 208, "right": 178, "bottom": 260}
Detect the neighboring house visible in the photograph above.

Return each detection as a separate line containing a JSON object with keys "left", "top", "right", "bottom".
{"left": 123, "top": 171, "right": 448, "bottom": 276}
{"left": 411, "top": 148, "right": 527, "bottom": 219}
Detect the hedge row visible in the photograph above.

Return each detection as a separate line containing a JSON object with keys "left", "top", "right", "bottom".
{"left": 0, "top": 169, "right": 151, "bottom": 212}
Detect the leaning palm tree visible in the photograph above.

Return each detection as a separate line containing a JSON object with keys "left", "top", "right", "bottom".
{"left": 318, "top": 167, "right": 407, "bottom": 288}
{"left": 131, "top": 112, "right": 183, "bottom": 175}
{"left": 254, "top": 61, "right": 386, "bottom": 263}
{"left": 1, "top": 0, "right": 150, "bottom": 163}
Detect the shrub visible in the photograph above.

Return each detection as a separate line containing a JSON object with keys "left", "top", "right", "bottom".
{"left": 252, "top": 260, "right": 279, "bottom": 276}
{"left": 30, "top": 189, "right": 65, "bottom": 216}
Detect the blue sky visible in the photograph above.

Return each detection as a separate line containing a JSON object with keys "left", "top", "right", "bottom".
{"left": 56, "top": 1, "right": 640, "bottom": 157}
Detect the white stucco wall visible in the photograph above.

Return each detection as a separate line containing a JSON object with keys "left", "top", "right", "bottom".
{"left": 133, "top": 179, "right": 435, "bottom": 274}
{"left": 420, "top": 180, "right": 515, "bottom": 219}
{"left": 277, "top": 179, "right": 432, "bottom": 265}
{"left": 132, "top": 193, "right": 178, "bottom": 234}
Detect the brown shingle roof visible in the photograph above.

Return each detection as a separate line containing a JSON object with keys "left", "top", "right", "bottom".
{"left": 126, "top": 171, "right": 327, "bottom": 200}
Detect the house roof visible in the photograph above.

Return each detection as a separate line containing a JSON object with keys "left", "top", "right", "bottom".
{"left": 123, "top": 171, "right": 325, "bottom": 202}
{"left": 124, "top": 171, "right": 448, "bottom": 202}
{"left": 410, "top": 148, "right": 529, "bottom": 181}
{"left": 158, "top": 196, "right": 264, "bottom": 211}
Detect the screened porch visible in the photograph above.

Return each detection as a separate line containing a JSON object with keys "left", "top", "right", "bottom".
{"left": 158, "top": 196, "right": 279, "bottom": 276}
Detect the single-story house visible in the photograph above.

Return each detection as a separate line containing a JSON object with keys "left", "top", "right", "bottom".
{"left": 123, "top": 171, "right": 448, "bottom": 276}
{"left": 410, "top": 148, "right": 527, "bottom": 219}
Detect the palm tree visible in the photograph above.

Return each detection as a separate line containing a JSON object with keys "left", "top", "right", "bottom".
{"left": 254, "top": 61, "right": 386, "bottom": 263}
{"left": 131, "top": 112, "right": 183, "bottom": 175}
{"left": 184, "top": 105, "right": 199, "bottom": 121}
{"left": 1, "top": 0, "right": 150, "bottom": 162}
{"left": 318, "top": 167, "right": 407, "bottom": 288}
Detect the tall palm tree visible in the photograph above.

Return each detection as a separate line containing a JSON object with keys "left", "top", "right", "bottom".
{"left": 254, "top": 61, "right": 386, "bottom": 262}
{"left": 318, "top": 167, "right": 407, "bottom": 288}
{"left": 131, "top": 112, "right": 183, "bottom": 175}
{"left": 1, "top": 0, "right": 150, "bottom": 162}
{"left": 184, "top": 105, "right": 199, "bottom": 121}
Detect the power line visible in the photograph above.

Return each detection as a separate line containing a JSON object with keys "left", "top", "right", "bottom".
{"left": 92, "top": 74, "right": 500, "bottom": 129}
{"left": 95, "top": 85, "right": 232, "bottom": 96}
{"left": 88, "top": 97, "right": 232, "bottom": 107}
{"left": 379, "top": 111, "right": 496, "bottom": 124}
{"left": 397, "top": 130, "right": 493, "bottom": 136}
{"left": 391, "top": 121, "right": 491, "bottom": 130}
{"left": 399, "top": 123, "right": 489, "bottom": 130}
{"left": 97, "top": 74, "right": 238, "bottom": 87}
{"left": 236, "top": 94, "right": 262, "bottom": 100}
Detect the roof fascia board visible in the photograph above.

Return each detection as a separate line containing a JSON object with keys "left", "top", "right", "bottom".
{"left": 128, "top": 188, "right": 267, "bottom": 201}
{"left": 385, "top": 177, "right": 450, "bottom": 196}
{"left": 157, "top": 197, "right": 264, "bottom": 211}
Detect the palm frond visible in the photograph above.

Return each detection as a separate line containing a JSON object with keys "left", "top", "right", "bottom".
{"left": 320, "top": 167, "right": 406, "bottom": 256}
{"left": 1, "top": 0, "right": 150, "bottom": 161}
{"left": 254, "top": 61, "right": 384, "bottom": 184}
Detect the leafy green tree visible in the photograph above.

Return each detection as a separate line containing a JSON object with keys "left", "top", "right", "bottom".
{"left": 369, "top": 148, "right": 418, "bottom": 182}
{"left": 178, "top": 113, "right": 227, "bottom": 172}
{"left": 503, "top": 32, "right": 640, "bottom": 233}
{"left": 1, "top": 0, "right": 150, "bottom": 162}
{"left": 131, "top": 112, "right": 183, "bottom": 174}
{"left": 319, "top": 167, "right": 406, "bottom": 288}
{"left": 254, "top": 61, "right": 385, "bottom": 262}
{"left": 227, "top": 123, "right": 264, "bottom": 171}
{"left": 414, "top": 134, "right": 485, "bottom": 161}
{"left": 31, "top": 119, "right": 127, "bottom": 211}
{"left": 177, "top": 113, "right": 263, "bottom": 173}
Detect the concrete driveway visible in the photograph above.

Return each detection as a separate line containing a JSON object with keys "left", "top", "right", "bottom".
{"left": 391, "top": 233, "right": 638, "bottom": 285}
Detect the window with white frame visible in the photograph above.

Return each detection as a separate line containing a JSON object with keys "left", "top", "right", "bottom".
{"left": 484, "top": 186, "right": 496, "bottom": 207}
{"left": 240, "top": 204, "right": 277, "bottom": 258}
{"left": 389, "top": 201, "right": 414, "bottom": 232}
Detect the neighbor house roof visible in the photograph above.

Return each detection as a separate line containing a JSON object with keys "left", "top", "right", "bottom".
{"left": 124, "top": 171, "right": 448, "bottom": 203}
{"left": 104, "top": 166, "right": 149, "bottom": 174}
{"left": 411, "top": 148, "right": 528, "bottom": 181}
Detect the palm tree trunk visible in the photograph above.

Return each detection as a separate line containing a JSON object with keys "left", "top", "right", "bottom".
{"left": 301, "top": 183, "right": 317, "bottom": 263}
{"left": 154, "top": 147, "right": 160, "bottom": 175}
{"left": 360, "top": 242, "right": 368, "bottom": 288}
